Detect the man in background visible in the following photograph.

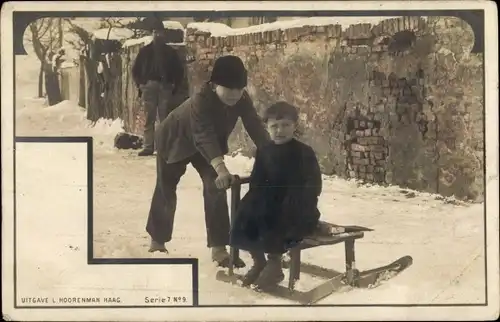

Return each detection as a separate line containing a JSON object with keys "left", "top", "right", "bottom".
{"left": 132, "top": 19, "right": 185, "bottom": 156}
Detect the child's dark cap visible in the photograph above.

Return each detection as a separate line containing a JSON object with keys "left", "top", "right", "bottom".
{"left": 210, "top": 55, "right": 247, "bottom": 89}
{"left": 263, "top": 101, "right": 299, "bottom": 123}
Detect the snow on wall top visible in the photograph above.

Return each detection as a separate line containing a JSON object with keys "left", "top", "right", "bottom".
{"left": 187, "top": 16, "right": 402, "bottom": 37}
{"left": 121, "top": 20, "right": 186, "bottom": 47}
{"left": 93, "top": 27, "right": 135, "bottom": 40}
{"left": 163, "top": 20, "right": 185, "bottom": 30}
{"left": 122, "top": 35, "right": 186, "bottom": 48}
{"left": 123, "top": 35, "right": 153, "bottom": 47}
{"left": 187, "top": 22, "right": 233, "bottom": 36}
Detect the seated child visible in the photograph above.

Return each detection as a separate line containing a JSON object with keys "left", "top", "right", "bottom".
{"left": 229, "top": 101, "right": 322, "bottom": 289}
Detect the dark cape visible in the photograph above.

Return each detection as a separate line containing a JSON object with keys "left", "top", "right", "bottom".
{"left": 229, "top": 139, "right": 322, "bottom": 254}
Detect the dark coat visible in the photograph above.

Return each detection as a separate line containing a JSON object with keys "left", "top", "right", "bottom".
{"left": 230, "top": 139, "right": 322, "bottom": 254}
{"left": 156, "top": 84, "right": 270, "bottom": 164}
{"left": 132, "top": 42, "right": 184, "bottom": 92}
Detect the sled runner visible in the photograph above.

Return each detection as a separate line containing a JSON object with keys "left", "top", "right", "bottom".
{"left": 215, "top": 176, "right": 413, "bottom": 305}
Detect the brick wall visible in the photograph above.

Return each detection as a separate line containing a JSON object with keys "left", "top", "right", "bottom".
{"left": 184, "top": 16, "right": 484, "bottom": 201}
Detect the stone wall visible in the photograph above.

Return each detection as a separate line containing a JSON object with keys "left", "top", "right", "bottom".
{"left": 184, "top": 16, "right": 484, "bottom": 201}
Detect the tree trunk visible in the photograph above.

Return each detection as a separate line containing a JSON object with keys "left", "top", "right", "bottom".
{"left": 78, "top": 55, "right": 86, "bottom": 108}
{"left": 84, "top": 58, "right": 103, "bottom": 122}
{"left": 38, "top": 63, "right": 44, "bottom": 97}
{"left": 44, "top": 63, "right": 62, "bottom": 106}
{"left": 58, "top": 18, "right": 64, "bottom": 48}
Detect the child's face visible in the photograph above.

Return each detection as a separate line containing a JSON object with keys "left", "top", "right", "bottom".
{"left": 214, "top": 85, "right": 244, "bottom": 106}
{"left": 266, "top": 117, "right": 297, "bottom": 145}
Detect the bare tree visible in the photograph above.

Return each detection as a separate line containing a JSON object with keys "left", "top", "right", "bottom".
{"left": 24, "top": 17, "right": 64, "bottom": 103}
{"left": 24, "top": 18, "right": 53, "bottom": 97}
{"left": 57, "top": 18, "right": 64, "bottom": 49}
{"left": 64, "top": 19, "right": 100, "bottom": 120}
{"left": 63, "top": 17, "right": 142, "bottom": 121}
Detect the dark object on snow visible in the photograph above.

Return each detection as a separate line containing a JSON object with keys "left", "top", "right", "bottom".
{"left": 114, "top": 132, "right": 144, "bottom": 150}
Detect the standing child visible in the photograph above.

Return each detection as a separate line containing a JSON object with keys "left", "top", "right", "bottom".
{"left": 146, "top": 55, "right": 270, "bottom": 268}
{"left": 230, "top": 101, "right": 322, "bottom": 289}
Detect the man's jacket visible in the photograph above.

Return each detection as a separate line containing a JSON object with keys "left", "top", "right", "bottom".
{"left": 132, "top": 42, "right": 184, "bottom": 92}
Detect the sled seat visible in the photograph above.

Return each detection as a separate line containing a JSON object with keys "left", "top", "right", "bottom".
{"left": 286, "top": 221, "right": 368, "bottom": 291}
{"left": 228, "top": 176, "right": 373, "bottom": 294}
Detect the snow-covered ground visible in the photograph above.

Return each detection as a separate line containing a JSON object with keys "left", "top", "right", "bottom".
{"left": 14, "top": 54, "right": 486, "bottom": 306}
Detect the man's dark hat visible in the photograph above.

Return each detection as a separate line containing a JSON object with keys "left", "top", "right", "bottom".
{"left": 152, "top": 20, "right": 165, "bottom": 31}
{"left": 209, "top": 55, "right": 247, "bottom": 89}
{"left": 145, "top": 17, "right": 165, "bottom": 32}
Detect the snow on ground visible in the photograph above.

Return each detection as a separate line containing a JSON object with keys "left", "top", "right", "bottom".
{"left": 187, "top": 16, "right": 402, "bottom": 37}
{"left": 14, "top": 60, "right": 486, "bottom": 305}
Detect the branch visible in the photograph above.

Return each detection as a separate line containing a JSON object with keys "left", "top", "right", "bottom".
{"left": 65, "top": 19, "right": 94, "bottom": 44}
{"left": 106, "top": 19, "right": 113, "bottom": 40}
{"left": 29, "top": 22, "right": 48, "bottom": 63}
{"left": 47, "top": 31, "right": 55, "bottom": 49}
{"left": 41, "top": 24, "right": 58, "bottom": 50}
{"left": 66, "top": 39, "right": 84, "bottom": 50}
{"left": 24, "top": 33, "right": 33, "bottom": 44}
{"left": 114, "top": 20, "right": 126, "bottom": 28}
{"left": 98, "top": 17, "right": 110, "bottom": 29}
{"left": 29, "top": 22, "right": 38, "bottom": 39}
{"left": 35, "top": 18, "right": 45, "bottom": 31}
{"left": 63, "top": 17, "right": 74, "bottom": 25}
{"left": 38, "top": 18, "right": 54, "bottom": 40}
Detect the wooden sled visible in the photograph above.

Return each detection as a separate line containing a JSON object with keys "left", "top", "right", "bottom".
{"left": 215, "top": 176, "right": 413, "bottom": 305}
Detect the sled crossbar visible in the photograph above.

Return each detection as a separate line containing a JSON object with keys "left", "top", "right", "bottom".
{"left": 222, "top": 176, "right": 375, "bottom": 304}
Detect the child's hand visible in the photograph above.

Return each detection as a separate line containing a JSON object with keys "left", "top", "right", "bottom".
{"left": 215, "top": 172, "right": 234, "bottom": 190}
{"left": 214, "top": 162, "right": 235, "bottom": 190}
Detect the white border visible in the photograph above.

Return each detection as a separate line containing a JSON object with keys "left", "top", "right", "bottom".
{"left": 2, "top": 1, "right": 498, "bottom": 321}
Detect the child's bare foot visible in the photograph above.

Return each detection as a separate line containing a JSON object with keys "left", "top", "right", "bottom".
{"left": 149, "top": 240, "right": 168, "bottom": 253}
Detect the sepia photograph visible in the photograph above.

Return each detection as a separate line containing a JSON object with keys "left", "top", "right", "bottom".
{"left": 2, "top": 1, "right": 498, "bottom": 321}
